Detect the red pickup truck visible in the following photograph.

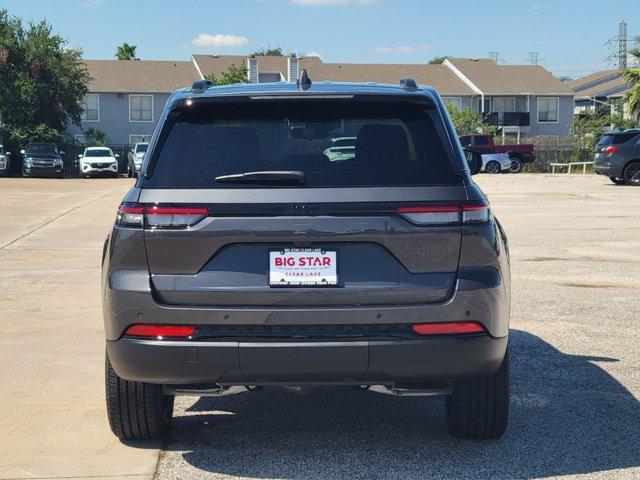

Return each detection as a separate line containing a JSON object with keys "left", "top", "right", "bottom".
{"left": 459, "top": 134, "right": 535, "bottom": 173}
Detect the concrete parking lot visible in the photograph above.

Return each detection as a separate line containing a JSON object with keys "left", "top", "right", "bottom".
{"left": 1, "top": 174, "right": 639, "bottom": 480}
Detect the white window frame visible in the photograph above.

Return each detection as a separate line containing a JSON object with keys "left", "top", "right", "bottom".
{"left": 129, "top": 134, "right": 152, "bottom": 145}
{"left": 537, "top": 97, "right": 559, "bottom": 124}
{"left": 477, "top": 97, "right": 492, "bottom": 113}
{"left": 129, "top": 94, "right": 154, "bottom": 123}
{"left": 441, "top": 96, "right": 462, "bottom": 111}
{"left": 80, "top": 94, "right": 100, "bottom": 122}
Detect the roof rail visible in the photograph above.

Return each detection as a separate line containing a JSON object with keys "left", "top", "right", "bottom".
{"left": 190, "top": 79, "right": 214, "bottom": 93}
{"left": 399, "top": 78, "right": 418, "bottom": 90}
{"left": 297, "top": 69, "right": 312, "bottom": 91}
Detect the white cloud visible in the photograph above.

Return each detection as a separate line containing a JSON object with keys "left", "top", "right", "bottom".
{"left": 290, "top": 0, "right": 375, "bottom": 6}
{"left": 190, "top": 34, "right": 249, "bottom": 48}
{"left": 531, "top": 4, "right": 542, "bottom": 10}
{"left": 305, "top": 51, "right": 322, "bottom": 58}
{"left": 81, "top": 0, "right": 105, "bottom": 7}
{"left": 373, "top": 45, "right": 431, "bottom": 55}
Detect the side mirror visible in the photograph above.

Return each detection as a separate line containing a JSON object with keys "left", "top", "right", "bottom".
{"left": 463, "top": 149, "right": 482, "bottom": 176}
{"left": 20, "top": 149, "right": 26, "bottom": 155}
{"left": 78, "top": 154, "right": 83, "bottom": 159}
{"left": 115, "top": 154, "right": 120, "bottom": 158}
{"left": 6, "top": 152, "right": 10, "bottom": 156}
{"left": 59, "top": 151, "right": 65, "bottom": 156}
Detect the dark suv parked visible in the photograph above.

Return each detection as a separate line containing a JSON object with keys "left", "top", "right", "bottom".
{"left": 103, "top": 76, "right": 511, "bottom": 441}
{"left": 594, "top": 129, "right": 640, "bottom": 185}
{"left": 21, "top": 143, "right": 64, "bottom": 178}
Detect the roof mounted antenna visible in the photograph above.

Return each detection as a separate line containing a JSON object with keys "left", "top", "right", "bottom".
{"left": 190, "top": 79, "right": 214, "bottom": 93}
{"left": 400, "top": 78, "right": 418, "bottom": 91}
{"left": 297, "top": 69, "right": 312, "bottom": 90}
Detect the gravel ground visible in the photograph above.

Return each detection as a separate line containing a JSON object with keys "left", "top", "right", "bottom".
{"left": 156, "top": 174, "right": 640, "bottom": 480}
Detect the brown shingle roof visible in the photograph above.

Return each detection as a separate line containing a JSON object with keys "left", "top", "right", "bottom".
{"left": 448, "top": 58, "right": 573, "bottom": 95}
{"left": 568, "top": 69, "right": 632, "bottom": 99}
{"left": 83, "top": 60, "right": 201, "bottom": 93}
{"left": 298, "top": 57, "right": 475, "bottom": 95}
{"left": 567, "top": 69, "right": 622, "bottom": 90}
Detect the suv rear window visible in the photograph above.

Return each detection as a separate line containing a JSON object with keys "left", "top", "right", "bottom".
{"left": 597, "top": 133, "right": 637, "bottom": 147}
{"left": 144, "top": 100, "right": 461, "bottom": 188}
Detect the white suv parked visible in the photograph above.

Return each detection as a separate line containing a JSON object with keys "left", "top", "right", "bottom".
{"left": 78, "top": 147, "right": 119, "bottom": 178}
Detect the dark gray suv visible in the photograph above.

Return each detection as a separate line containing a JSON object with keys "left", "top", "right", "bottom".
{"left": 102, "top": 76, "right": 511, "bottom": 441}
{"left": 594, "top": 129, "right": 640, "bottom": 185}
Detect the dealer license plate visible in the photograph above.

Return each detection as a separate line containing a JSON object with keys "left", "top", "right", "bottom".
{"left": 269, "top": 248, "right": 338, "bottom": 287}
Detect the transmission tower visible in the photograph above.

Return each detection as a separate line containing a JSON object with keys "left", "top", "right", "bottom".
{"left": 618, "top": 21, "right": 628, "bottom": 69}
{"left": 489, "top": 51, "right": 500, "bottom": 63}
{"left": 527, "top": 51, "right": 543, "bottom": 65}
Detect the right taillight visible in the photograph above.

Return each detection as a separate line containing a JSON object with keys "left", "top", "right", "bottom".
{"left": 116, "top": 204, "right": 208, "bottom": 228}
{"left": 601, "top": 145, "right": 618, "bottom": 154}
{"left": 397, "top": 202, "right": 490, "bottom": 225}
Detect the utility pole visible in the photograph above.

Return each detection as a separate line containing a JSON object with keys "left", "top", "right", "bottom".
{"left": 618, "top": 20, "right": 628, "bottom": 69}
{"left": 489, "top": 51, "right": 500, "bottom": 63}
{"left": 528, "top": 51, "right": 543, "bottom": 65}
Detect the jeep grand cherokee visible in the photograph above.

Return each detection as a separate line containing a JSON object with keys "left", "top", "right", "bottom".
{"left": 102, "top": 75, "right": 511, "bottom": 440}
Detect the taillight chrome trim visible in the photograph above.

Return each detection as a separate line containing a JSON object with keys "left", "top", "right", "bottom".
{"left": 116, "top": 204, "right": 209, "bottom": 229}
{"left": 397, "top": 201, "right": 490, "bottom": 225}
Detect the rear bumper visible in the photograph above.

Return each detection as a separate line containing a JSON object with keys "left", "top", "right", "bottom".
{"left": 594, "top": 164, "right": 621, "bottom": 177}
{"left": 107, "top": 334, "right": 508, "bottom": 385}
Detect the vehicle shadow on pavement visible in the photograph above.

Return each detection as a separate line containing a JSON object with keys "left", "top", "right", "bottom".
{"left": 161, "top": 329, "right": 640, "bottom": 479}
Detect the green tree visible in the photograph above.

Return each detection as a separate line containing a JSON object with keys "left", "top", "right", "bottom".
{"left": 206, "top": 63, "right": 249, "bottom": 85}
{"left": 253, "top": 45, "right": 283, "bottom": 56}
{"left": 623, "top": 35, "right": 640, "bottom": 119}
{"left": 0, "top": 9, "right": 90, "bottom": 152}
{"left": 83, "top": 127, "right": 107, "bottom": 146}
{"left": 428, "top": 56, "right": 450, "bottom": 64}
{"left": 115, "top": 42, "right": 138, "bottom": 60}
{"left": 445, "top": 104, "right": 496, "bottom": 136}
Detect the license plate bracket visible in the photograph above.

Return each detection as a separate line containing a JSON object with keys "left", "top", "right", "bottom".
{"left": 269, "top": 248, "right": 338, "bottom": 287}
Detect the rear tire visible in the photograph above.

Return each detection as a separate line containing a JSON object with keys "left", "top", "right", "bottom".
{"left": 105, "top": 352, "right": 174, "bottom": 440}
{"left": 623, "top": 162, "right": 640, "bottom": 186}
{"left": 486, "top": 161, "right": 501, "bottom": 174}
{"left": 445, "top": 349, "right": 509, "bottom": 439}
{"left": 609, "top": 176, "right": 625, "bottom": 185}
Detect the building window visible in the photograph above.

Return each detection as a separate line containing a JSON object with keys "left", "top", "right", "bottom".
{"left": 129, "top": 94, "right": 154, "bottom": 122}
{"left": 538, "top": 97, "right": 559, "bottom": 123}
{"left": 441, "top": 97, "right": 462, "bottom": 111}
{"left": 477, "top": 97, "right": 492, "bottom": 113}
{"left": 129, "top": 134, "right": 152, "bottom": 145}
{"left": 492, "top": 97, "right": 516, "bottom": 113}
{"left": 74, "top": 134, "right": 87, "bottom": 145}
{"left": 80, "top": 94, "right": 99, "bottom": 122}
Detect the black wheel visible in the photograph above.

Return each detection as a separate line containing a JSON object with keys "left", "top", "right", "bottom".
{"left": 609, "top": 176, "right": 626, "bottom": 185}
{"left": 127, "top": 166, "right": 133, "bottom": 178}
{"left": 105, "top": 352, "right": 173, "bottom": 440}
{"left": 623, "top": 162, "right": 640, "bottom": 186}
{"left": 509, "top": 158, "right": 522, "bottom": 174}
{"left": 445, "top": 349, "right": 509, "bottom": 439}
{"left": 485, "top": 161, "right": 501, "bottom": 174}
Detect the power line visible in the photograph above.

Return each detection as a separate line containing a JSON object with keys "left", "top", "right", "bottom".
{"left": 488, "top": 51, "right": 505, "bottom": 64}
{"left": 527, "top": 51, "right": 544, "bottom": 65}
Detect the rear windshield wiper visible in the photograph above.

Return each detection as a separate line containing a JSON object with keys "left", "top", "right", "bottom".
{"left": 214, "top": 170, "right": 306, "bottom": 184}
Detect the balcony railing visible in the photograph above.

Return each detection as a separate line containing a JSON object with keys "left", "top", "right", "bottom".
{"left": 483, "top": 112, "right": 530, "bottom": 127}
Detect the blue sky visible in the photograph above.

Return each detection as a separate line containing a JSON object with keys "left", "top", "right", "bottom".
{"left": 3, "top": 0, "right": 639, "bottom": 78}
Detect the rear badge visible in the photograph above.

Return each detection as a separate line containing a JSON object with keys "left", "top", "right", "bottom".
{"left": 269, "top": 248, "right": 337, "bottom": 287}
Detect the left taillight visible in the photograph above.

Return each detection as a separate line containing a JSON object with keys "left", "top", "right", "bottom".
{"left": 116, "top": 204, "right": 208, "bottom": 228}
{"left": 397, "top": 202, "right": 490, "bottom": 225}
